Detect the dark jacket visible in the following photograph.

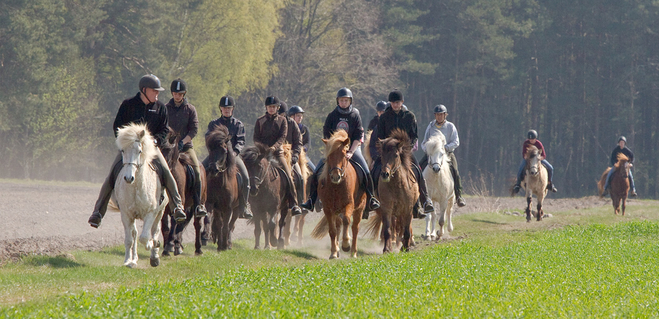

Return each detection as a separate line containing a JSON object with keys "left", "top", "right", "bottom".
{"left": 206, "top": 116, "right": 246, "bottom": 155}
{"left": 285, "top": 117, "right": 303, "bottom": 159}
{"left": 323, "top": 106, "right": 364, "bottom": 144}
{"left": 165, "top": 98, "right": 199, "bottom": 148}
{"left": 610, "top": 146, "right": 634, "bottom": 166}
{"left": 376, "top": 107, "right": 418, "bottom": 146}
{"left": 113, "top": 92, "right": 169, "bottom": 146}
{"left": 254, "top": 112, "right": 287, "bottom": 149}
{"left": 299, "top": 124, "right": 310, "bottom": 152}
{"left": 367, "top": 115, "right": 379, "bottom": 131}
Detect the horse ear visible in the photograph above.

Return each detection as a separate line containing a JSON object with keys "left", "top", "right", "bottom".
{"left": 342, "top": 138, "right": 351, "bottom": 148}
{"left": 138, "top": 130, "right": 145, "bottom": 139}
{"left": 322, "top": 138, "right": 329, "bottom": 145}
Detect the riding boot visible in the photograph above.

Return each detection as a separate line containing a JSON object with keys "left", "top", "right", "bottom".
{"left": 236, "top": 156, "right": 252, "bottom": 219}
{"left": 450, "top": 164, "right": 466, "bottom": 207}
{"left": 89, "top": 153, "right": 122, "bottom": 228}
{"left": 301, "top": 172, "right": 318, "bottom": 211}
{"left": 351, "top": 158, "right": 381, "bottom": 211}
{"left": 372, "top": 158, "right": 382, "bottom": 197}
{"left": 412, "top": 200, "right": 425, "bottom": 219}
{"left": 193, "top": 171, "right": 207, "bottom": 218}
{"left": 412, "top": 160, "right": 433, "bottom": 215}
{"left": 513, "top": 159, "right": 526, "bottom": 194}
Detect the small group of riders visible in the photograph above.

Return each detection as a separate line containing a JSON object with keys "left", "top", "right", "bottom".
{"left": 88, "top": 74, "right": 636, "bottom": 228}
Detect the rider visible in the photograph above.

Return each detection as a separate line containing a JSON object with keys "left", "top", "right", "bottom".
{"left": 287, "top": 105, "right": 316, "bottom": 171}
{"left": 206, "top": 95, "right": 253, "bottom": 218}
{"left": 420, "top": 104, "right": 467, "bottom": 207}
{"left": 300, "top": 87, "right": 381, "bottom": 216}
{"left": 278, "top": 101, "right": 305, "bottom": 204}
{"left": 88, "top": 74, "right": 186, "bottom": 228}
{"left": 254, "top": 96, "right": 303, "bottom": 216}
{"left": 165, "top": 79, "right": 207, "bottom": 218}
{"left": 601, "top": 136, "right": 637, "bottom": 197}
{"left": 373, "top": 89, "right": 433, "bottom": 219}
{"left": 512, "top": 130, "right": 558, "bottom": 194}
{"left": 367, "top": 101, "right": 387, "bottom": 131}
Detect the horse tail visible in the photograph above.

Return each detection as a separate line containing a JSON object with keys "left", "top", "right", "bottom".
{"left": 363, "top": 212, "right": 382, "bottom": 240}
{"left": 364, "top": 130, "right": 372, "bottom": 167}
{"left": 310, "top": 215, "right": 329, "bottom": 239}
{"left": 598, "top": 167, "right": 611, "bottom": 196}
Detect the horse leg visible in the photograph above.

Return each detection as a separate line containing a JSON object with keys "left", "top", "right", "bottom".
{"left": 350, "top": 207, "right": 361, "bottom": 258}
{"left": 622, "top": 197, "right": 627, "bottom": 216}
{"left": 149, "top": 209, "right": 164, "bottom": 267}
{"left": 612, "top": 197, "right": 620, "bottom": 215}
{"left": 163, "top": 214, "right": 176, "bottom": 256}
{"left": 283, "top": 210, "right": 292, "bottom": 247}
{"left": 446, "top": 198, "right": 454, "bottom": 233}
{"left": 328, "top": 215, "right": 339, "bottom": 259}
{"left": 220, "top": 210, "right": 231, "bottom": 251}
{"left": 401, "top": 214, "right": 413, "bottom": 252}
{"left": 122, "top": 215, "right": 138, "bottom": 268}
{"left": 438, "top": 200, "right": 448, "bottom": 239}
{"left": 254, "top": 216, "right": 262, "bottom": 250}
{"left": 277, "top": 208, "right": 287, "bottom": 250}
{"left": 161, "top": 212, "right": 171, "bottom": 255}
{"left": 382, "top": 213, "right": 392, "bottom": 253}
{"left": 536, "top": 198, "right": 544, "bottom": 222}
{"left": 194, "top": 216, "right": 202, "bottom": 255}
{"left": 340, "top": 208, "right": 352, "bottom": 253}
{"left": 297, "top": 213, "right": 306, "bottom": 245}
{"left": 525, "top": 195, "right": 533, "bottom": 222}
{"left": 424, "top": 207, "right": 433, "bottom": 239}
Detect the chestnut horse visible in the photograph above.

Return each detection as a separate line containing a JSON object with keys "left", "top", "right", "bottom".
{"left": 365, "top": 129, "right": 418, "bottom": 252}
{"left": 598, "top": 154, "right": 632, "bottom": 215}
{"left": 310, "top": 130, "right": 367, "bottom": 259}
{"left": 205, "top": 125, "right": 243, "bottom": 251}
{"left": 282, "top": 144, "right": 310, "bottom": 246}
{"left": 516, "top": 145, "right": 548, "bottom": 222}
{"left": 242, "top": 144, "right": 289, "bottom": 249}
{"left": 160, "top": 131, "right": 208, "bottom": 256}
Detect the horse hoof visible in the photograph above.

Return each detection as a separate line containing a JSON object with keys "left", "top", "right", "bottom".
{"left": 195, "top": 250, "right": 203, "bottom": 256}
{"left": 201, "top": 239, "right": 208, "bottom": 246}
{"left": 329, "top": 255, "right": 338, "bottom": 260}
{"left": 174, "top": 246, "right": 183, "bottom": 256}
{"left": 164, "top": 243, "right": 174, "bottom": 253}
{"left": 125, "top": 262, "right": 137, "bottom": 268}
{"left": 162, "top": 250, "right": 170, "bottom": 256}
{"left": 341, "top": 245, "right": 350, "bottom": 252}
{"left": 150, "top": 257, "right": 160, "bottom": 267}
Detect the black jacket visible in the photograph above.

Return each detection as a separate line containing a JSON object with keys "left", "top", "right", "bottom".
{"left": 206, "top": 116, "right": 246, "bottom": 155}
{"left": 376, "top": 107, "right": 418, "bottom": 146}
{"left": 113, "top": 93, "right": 169, "bottom": 146}
{"left": 299, "top": 124, "right": 310, "bottom": 152}
{"left": 323, "top": 106, "right": 364, "bottom": 144}
{"left": 367, "top": 115, "right": 379, "bottom": 131}
{"left": 165, "top": 98, "right": 199, "bottom": 149}
{"left": 610, "top": 146, "right": 634, "bottom": 166}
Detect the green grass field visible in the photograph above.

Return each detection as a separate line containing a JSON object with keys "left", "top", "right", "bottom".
{"left": 2, "top": 201, "right": 659, "bottom": 317}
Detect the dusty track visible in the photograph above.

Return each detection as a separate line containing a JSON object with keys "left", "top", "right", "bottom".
{"left": 0, "top": 181, "right": 621, "bottom": 263}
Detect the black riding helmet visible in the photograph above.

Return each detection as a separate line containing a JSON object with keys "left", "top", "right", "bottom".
{"left": 170, "top": 78, "right": 187, "bottom": 93}
{"left": 375, "top": 101, "right": 387, "bottom": 112}
{"left": 278, "top": 101, "right": 288, "bottom": 115}
{"left": 219, "top": 95, "right": 235, "bottom": 107}
{"left": 527, "top": 130, "right": 538, "bottom": 139}
{"left": 336, "top": 87, "right": 353, "bottom": 105}
{"left": 288, "top": 105, "right": 305, "bottom": 116}
{"left": 139, "top": 74, "right": 165, "bottom": 92}
{"left": 434, "top": 104, "right": 448, "bottom": 114}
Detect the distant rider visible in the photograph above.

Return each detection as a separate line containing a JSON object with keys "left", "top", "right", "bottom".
{"left": 601, "top": 136, "right": 637, "bottom": 197}
{"left": 512, "top": 130, "right": 558, "bottom": 194}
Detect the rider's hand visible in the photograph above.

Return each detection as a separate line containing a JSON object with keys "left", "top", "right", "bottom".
{"left": 345, "top": 151, "right": 353, "bottom": 160}
{"left": 291, "top": 155, "right": 299, "bottom": 165}
{"left": 178, "top": 140, "right": 185, "bottom": 152}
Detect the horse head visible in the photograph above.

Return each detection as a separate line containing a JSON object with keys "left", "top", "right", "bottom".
{"left": 525, "top": 146, "right": 541, "bottom": 176}
{"left": 378, "top": 129, "right": 412, "bottom": 183}
{"left": 205, "top": 125, "right": 234, "bottom": 176}
{"left": 425, "top": 133, "right": 447, "bottom": 173}
{"left": 614, "top": 153, "right": 632, "bottom": 179}
{"left": 116, "top": 123, "right": 157, "bottom": 184}
{"left": 322, "top": 130, "right": 350, "bottom": 184}
{"left": 242, "top": 143, "right": 270, "bottom": 196}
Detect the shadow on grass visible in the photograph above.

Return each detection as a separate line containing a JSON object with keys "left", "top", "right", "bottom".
{"left": 470, "top": 218, "right": 508, "bottom": 225}
{"left": 281, "top": 250, "right": 320, "bottom": 260}
{"left": 23, "top": 255, "right": 83, "bottom": 268}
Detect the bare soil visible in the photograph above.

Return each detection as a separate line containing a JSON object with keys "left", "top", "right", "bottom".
{"left": 0, "top": 180, "right": 630, "bottom": 263}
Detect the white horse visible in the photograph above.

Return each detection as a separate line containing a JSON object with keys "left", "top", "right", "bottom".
{"left": 422, "top": 132, "right": 455, "bottom": 240}
{"left": 113, "top": 123, "right": 168, "bottom": 268}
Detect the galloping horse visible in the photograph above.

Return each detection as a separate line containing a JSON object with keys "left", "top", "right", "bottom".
{"left": 112, "top": 123, "right": 167, "bottom": 268}
{"left": 205, "top": 125, "right": 243, "bottom": 250}
{"left": 241, "top": 144, "right": 289, "bottom": 249}
{"left": 310, "top": 130, "right": 367, "bottom": 259}
{"left": 517, "top": 145, "right": 548, "bottom": 222}
{"left": 282, "top": 144, "right": 310, "bottom": 246}
{"left": 366, "top": 129, "right": 419, "bottom": 252}
{"left": 160, "top": 131, "right": 207, "bottom": 256}
{"left": 598, "top": 154, "right": 632, "bottom": 215}
{"left": 422, "top": 132, "right": 455, "bottom": 240}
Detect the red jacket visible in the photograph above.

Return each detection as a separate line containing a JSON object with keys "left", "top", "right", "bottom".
{"left": 522, "top": 139, "right": 546, "bottom": 158}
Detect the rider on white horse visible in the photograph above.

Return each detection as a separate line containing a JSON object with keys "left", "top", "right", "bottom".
{"left": 88, "top": 74, "right": 186, "bottom": 228}
{"left": 512, "top": 130, "right": 558, "bottom": 194}
{"left": 420, "top": 104, "right": 466, "bottom": 207}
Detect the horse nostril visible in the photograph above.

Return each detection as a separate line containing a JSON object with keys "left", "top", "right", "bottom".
{"left": 433, "top": 164, "right": 440, "bottom": 172}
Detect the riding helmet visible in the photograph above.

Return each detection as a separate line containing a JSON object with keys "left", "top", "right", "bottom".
{"left": 527, "top": 130, "right": 538, "bottom": 139}
{"left": 139, "top": 74, "right": 165, "bottom": 92}
{"left": 288, "top": 105, "right": 305, "bottom": 116}
{"left": 619, "top": 136, "right": 627, "bottom": 143}
{"left": 388, "top": 90, "right": 403, "bottom": 102}
{"left": 375, "top": 101, "right": 387, "bottom": 112}
{"left": 219, "top": 96, "right": 235, "bottom": 107}
{"left": 264, "top": 96, "right": 280, "bottom": 106}
{"left": 434, "top": 104, "right": 448, "bottom": 114}
{"left": 170, "top": 78, "right": 187, "bottom": 93}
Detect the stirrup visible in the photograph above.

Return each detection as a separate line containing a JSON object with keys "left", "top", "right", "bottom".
{"left": 300, "top": 199, "right": 314, "bottom": 211}
{"left": 239, "top": 207, "right": 253, "bottom": 219}
{"left": 195, "top": 204, "right": 208, "bottom": 218}
{"left": 368, "top": 197, "right": 381, "bottom": 211}
{"left": 630, "top": 190, "right": 637, "bottom": 197}
{"left": 291, "top": 206, "right": 302, "bottom": 216}
{"left": 512, "top": 185, "right": 521, "bottom": 194}
{"left": 174, "top": 207, "right": 187, "bottom": 223}
{"left": 423, "top": 201, "right": 434, "bottom": 214}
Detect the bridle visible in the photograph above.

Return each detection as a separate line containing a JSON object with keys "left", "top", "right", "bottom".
{"left": 251, "top": 157, "right": 271, "bottom": 194}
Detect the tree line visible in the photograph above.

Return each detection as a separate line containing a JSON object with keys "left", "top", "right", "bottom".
{"left": 1, "top": 0, "right": 658, "bottom": 198}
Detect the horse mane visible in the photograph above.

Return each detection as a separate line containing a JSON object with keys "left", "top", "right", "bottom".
{"left": 377, "top": 128, "right": 412, "bottom": 169}
{"left": 425, "top": 132, "right": 446, "bottom": 155}
{"left": 525, "top": 145, "right": 539, "bottom": 159}
{"left": 320, "top": 130, "right": 350, "bottom": 181}
{"left": 242, "top": 143, "right": 269, "bottom": 167}
{"left": 206, "top": 124, "right": 236, "bottom": 169}
{"left": 614, "top": 153, "right": 629, "bottom": 168}
{"left": 116, "top": 123, "right": 157, "bottom": 163}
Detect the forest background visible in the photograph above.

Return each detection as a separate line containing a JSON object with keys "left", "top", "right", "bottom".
{"left": 1, "top": 0, "right": 658, "bottom": 198}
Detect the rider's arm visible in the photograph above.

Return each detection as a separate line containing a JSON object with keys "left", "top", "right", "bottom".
{"left": 152, "top": 104, "right": 170, "bottom": 146}
{"left": 445, "top": 123, "right": 460, "bottom": 153}
{"left": 253, "top": 118, "right": 263, "bottom": 144}
{"left": 181, "top": 105, "right": 199, "bottom": 145}
{"left": 272, "top": 117, "right": 287, "bottom": 149}
{"left": 408, "top": 113, "right": 418, "bottom": 147}
{"left": 234, "top": 121, "right": 246, "bottom": 155}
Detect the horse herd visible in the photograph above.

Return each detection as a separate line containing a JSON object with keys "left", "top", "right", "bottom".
{"left": 108, "top": 123, "right": 632, "bottom": 268}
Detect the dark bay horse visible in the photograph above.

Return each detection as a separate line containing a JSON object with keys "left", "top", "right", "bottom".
{"left": 310, "top": 130, "right": 366, "bottom": 259}
{"left": 365, "top": 129, "right": 418, "bottom": 253}
{"left": 205, "top": 125, "right": 243, "bottom": 251}
{"left": 242, "top": 143, "right": 289, "bottom": 249}
{"left": 598, "top": 153, "right": 632, "bottom": 215}
{"left": 160, "top": 131, "right": 207, "bottom": 256}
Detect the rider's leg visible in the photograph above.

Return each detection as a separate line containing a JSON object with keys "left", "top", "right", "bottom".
{"left": 371, "top": 157, "right": 382, "bottom": 196}
{"left": 235, "top": 156, "right": 253, "bottom": 218}
{"left": 411, "top": 156, "right": 432, "bottom": 216}
{"left": 155, "top": 148, "right": 186, "bottom": 222}
{"left": 542, "top": 159, "right": 557, "bottom": 192}
{"left": 301, "top": 159, "right": 323, "bottom": 211}
{"left": 185, "top": 148, "right": 207, "bottom": 217}
{"left": 629, "top": 169, "right": 637, "bottom": 196}
{"left": 602, "top": 166, "right": 615, "bottom": 196}
{"left": 513, "top": 159, "right": 526, "bottom": 194}
{"left": 274, "top": 149, "right": 301, "bottom": 215}
{"left": 350, "top": 149, "right": 381, "bottom": 213}
{"left": 293, "top": 162, "right": 304, "bottom": 203}
{"left": 448, "top": 152, "right": 466, "bottom": 207}
{"left": 88, "top": 152, "right": 122, "bottom": 228}
{"left": 419, "top": 153, "right": 429, "bottom": 171}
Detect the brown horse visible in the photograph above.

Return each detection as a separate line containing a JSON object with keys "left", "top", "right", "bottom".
{"left": 160, "top": 131, "right": 208, "bottom": 256}
{"left": 516, "top": 145, "right": 548, "bottom": 222}
{"left": 598, "top": 154, "right": 632, "bottom": 215}
{"left": 365, "top": 129, "right": 418, "bottom": 253}
{"left": 282, "top": 143, "right": 310, "bottom": 246}
{"left": 242, "top": 143, "right": 289, "bottom": 250}
{"left": 205, "top": 125, "right": 243, "bottom": 251}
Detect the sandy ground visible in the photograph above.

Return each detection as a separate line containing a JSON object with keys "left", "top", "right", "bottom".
{"left": 0, "top": 181, "right": 624, "bottom": 263}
